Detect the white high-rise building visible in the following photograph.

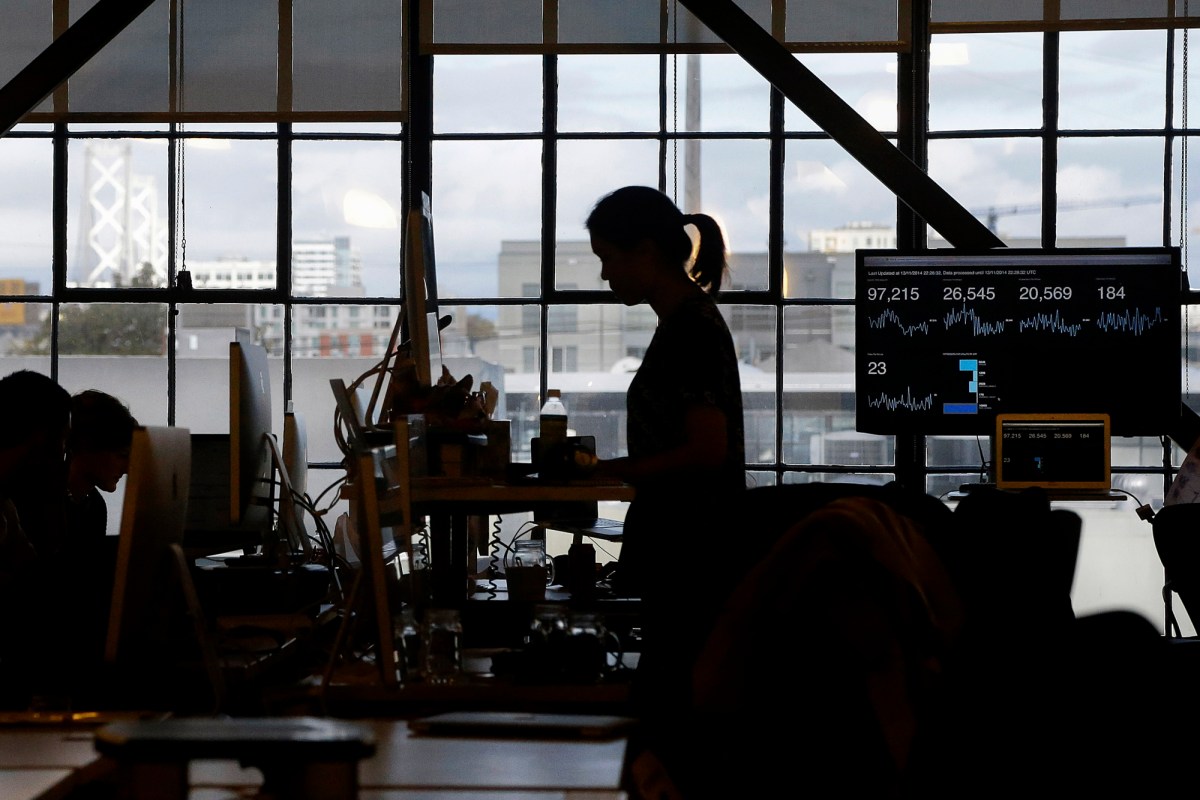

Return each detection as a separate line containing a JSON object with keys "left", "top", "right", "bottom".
{"left": 185, "top": 236, "right": 362, "bottom": 296}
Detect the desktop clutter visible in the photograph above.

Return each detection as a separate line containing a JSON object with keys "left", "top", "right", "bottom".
{"left": 328, "top": 341, "right": 632, "bottom": 692}
{"left": 326, "top": 331, "right": 628, "bottom": 681}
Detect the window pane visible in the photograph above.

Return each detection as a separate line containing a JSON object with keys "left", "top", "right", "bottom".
{"left": 927, "top": 138, "right": 1042, "bottom": 243}
{"left": 727, "top": 251, "right": 767, "bottom": 293}
{"left": 289, "top": 304, "right": 398, "bottom": 466}
{"left": 497, "top": 303, "right": 541, "bottom": 399}
{"left": 727, "top": 302, "right": 776, "bottom": 368}
{"left": 545, "top": 303, "right": 630, "bottom": 373}
{"left": 3, "top": 1, "right": 51, "bottom": 116}
{"left": 781, "top": 305, "right": 857, "bottom": 465}
{"left": 785, "top": 471, "right": 895, "bottom": 486}
{"left": 293, "top": 140, "right": 403, "bottom": 297}
{"left": 434, "top": 55, "right": 542, "bottom": 133}
{"left": 290, "top": 359, "right": 369, "bottom": 465}
{"left": 1174, "top": 33, "right": 1200, "bottom": 129}
{"left": 559, "top": 55, "right": 659, "bottom": 133}
{"left": 1057, "top": 138, "right": 1164, "bottom": 249}
{"left": 675, "top": 1, "right": 772, "bottom": 46}
{"left": 177, "top": 305, "right": 281, "bottom": 437}
{"left": 0, "top": 299, "right": 47, "bottom": 357}
{"left": 1173, "top": 138, "right": 1200, "bottom": 288}
{"left": 783, "top": 0, "right": 895, "bottom": 44}
{"left": 67, "top": 138, "right": 170, "bottom": 288}
{"left": 1060, "top": 29, "right": 1167, "bottom": 130}
{"left": 928, "top": 33, "right": 1043, "bottom": 132}
{"left": 688, "top": 54, "right": 770, "bottom": 133}
{"left": 0, "top": 137, "right": 53, "bottom": 292}
{"left": 69, "top": 0, "right": 169, "bottom": 113}
{"left": 926, "top": 436, "right": 990, "bottom": 475}
{"left": 54, "top": 300, "right": 169, "bottom": 535}
{"left": 293, "top": 0, "right": 403, "bottom": 114}
{"left": 786, "top": 251, "right": 857, "bottom": 301}
{"left": 436, "top": 301, "right": 508, "bottom": 409}
{"left": 54, "top": 302, "right": 167, "bottom": 357}
{"left": 294, "top": 303, "right": 400, "bottom": 358}
{"left": 784, "top": 52, "right": 897, "bottom": 134}
{"left": 728, "top": 303, "right": 777, "bottom": 462}
{"left": 556, "top": 139, "right": 660, "bottom": 258}
{"left": 431, "top": 0, "right": 541, "bottom": 46}
{"left": 685, "top": 139, "right": 769, "bottom": 257}
{"left": 182, "top": 0, "right": 277, "bottom": 113}
{"left": 180, "top": 137, "right": 277, "bottom": 274}
{"left": 59, "top": 350, "right": 168, "bottom": 428}
{"left": 784, "top": 140, "right": 897, "bottom": 266}
{"left": 433, "top": 139, "right": 542, "bottom": 298}
{"left": 927, "top": 472, "right": 986, "bottom": 500}
{"left": 932, "top": 0, "right": 1045, "bottom": 25}
{"left": 559, "top": 0, "right": 659, "bottom": 44}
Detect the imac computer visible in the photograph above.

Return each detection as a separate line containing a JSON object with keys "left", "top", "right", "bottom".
{"left": 105, "top": 426, "right": 220, "bottom": 708}
{"left": 230, "top": 329, "right": 274, "bottom": 531}
{"left": 185, "top": 330, "right": 276, "bottom": 554}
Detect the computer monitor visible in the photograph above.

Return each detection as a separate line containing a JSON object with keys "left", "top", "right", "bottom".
{"left": 405, "top": 191, "right": 437, "bottom": 386}
{"left": 104, "top": 429, "right": 193, "bottom": 666}
{"left": 275, "top": 406, "right": 310, "bottom": 554}
{"left": 854, "top": 247, "right": 1182, "bottom": 437}
{"left": 283, "top": 405, "right": 307, "bottom": 503}
{"left": 230, "top": 329, "right": 274, "bottom": 530}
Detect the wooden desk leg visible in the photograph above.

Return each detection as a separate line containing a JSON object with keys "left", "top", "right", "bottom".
{"left": 262, "top": 761, "right": 360, "bottom": 800}
{"left": 114, "top": 761, "right": 187, "bottom": 800}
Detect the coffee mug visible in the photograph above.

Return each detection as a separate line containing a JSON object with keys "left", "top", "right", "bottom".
{"left": 506, "top": 538, "right": 555, "bottom": 602}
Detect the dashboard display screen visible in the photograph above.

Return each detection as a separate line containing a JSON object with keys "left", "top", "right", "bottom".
{"left": 855, "top": 248, "right": 1181, "bottom": 436}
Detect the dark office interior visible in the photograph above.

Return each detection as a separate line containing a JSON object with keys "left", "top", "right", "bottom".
{"left": 3, "top": 1, "right": 1200, "bottom": 798}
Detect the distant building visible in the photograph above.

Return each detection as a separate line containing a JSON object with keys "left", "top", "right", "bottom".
{"left": 495, "top": 239, "right": 856, "bottom": 375}
{"left": 185, "top": 236, "right": 362, "bottom": 297}
{"left": 809, "top": 222, "right": 896, "bottom": 253}
{"left": 179, "top": 236, "right": 403, "bottom": 357}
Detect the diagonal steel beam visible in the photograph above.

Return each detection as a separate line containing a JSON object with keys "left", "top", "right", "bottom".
{"left": 0, "top": 0, "right": 157, "bottom": 136}
{"left": 676, "top": 0, "right": 1003, "bottom": 249}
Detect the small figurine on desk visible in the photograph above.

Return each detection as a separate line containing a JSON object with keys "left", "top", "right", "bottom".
{"left": 385, "top": 361, "right": 493, "bottom": 435}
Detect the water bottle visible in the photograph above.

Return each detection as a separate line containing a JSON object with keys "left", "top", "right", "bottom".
{"left": 540, "top": 389, "right": 568, "bottom": 445}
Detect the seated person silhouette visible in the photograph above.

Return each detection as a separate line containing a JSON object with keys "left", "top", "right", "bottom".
{"left": 0, "top": 370, "right": 71, "bottom": 708}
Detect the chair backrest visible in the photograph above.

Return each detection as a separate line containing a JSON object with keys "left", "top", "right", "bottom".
{"left": 1151, "top": 503, "right": 1200, "bottom": 628}
{"left": 694, "top": 495, "right": 965, "bottom": 790}
{"left": 948, "top": 486, "right": 1080, "bottom": 638}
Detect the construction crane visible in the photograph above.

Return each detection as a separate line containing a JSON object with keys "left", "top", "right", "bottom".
{"left": 974, "top": 194, "right": 1160, "bottom": 233}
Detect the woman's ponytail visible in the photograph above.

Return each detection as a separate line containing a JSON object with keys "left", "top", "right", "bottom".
{"left": 683, "top": 213, "right": 728, "bottom": 296}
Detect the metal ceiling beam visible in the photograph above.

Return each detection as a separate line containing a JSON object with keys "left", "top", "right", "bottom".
{"left": 0, "top": 0, "right": 157, "bottom": 137}
{"left": 676, "top": 0, "right": 1003, "bottom": 249}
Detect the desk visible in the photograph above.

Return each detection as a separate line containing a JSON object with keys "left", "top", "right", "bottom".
{"left": 408, "top": 477, "right": 635, "bottom": 607}
{"left": 344, "top": 436, "right": 633, "bottom": 688}
{"left": 191, "top": 719, "right": 628, "bottom": 798}
{"left": 0, "top": 719, "right": 628, "bottom": 799}
{"left": 280, "top": 646, "right": 636, "bottom": 719}
{"left": 0, "top": 727, "right": 113, "bottom": 800}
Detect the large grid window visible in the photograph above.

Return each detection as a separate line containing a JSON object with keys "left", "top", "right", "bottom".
{"left": 2, "top": 2, "right": 1200, "bottom": 629}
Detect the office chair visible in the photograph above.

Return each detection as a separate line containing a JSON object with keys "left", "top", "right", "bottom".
{"left": 1151, "top": 503, "right": 1200, "bottom": 637}
{"left": 689, "top": 495, "right": 965, "bottom": 797}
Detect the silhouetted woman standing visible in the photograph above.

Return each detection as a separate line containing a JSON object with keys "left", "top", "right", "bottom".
{"left": 587, "top": 185, "right": 745, "bottom": 797}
